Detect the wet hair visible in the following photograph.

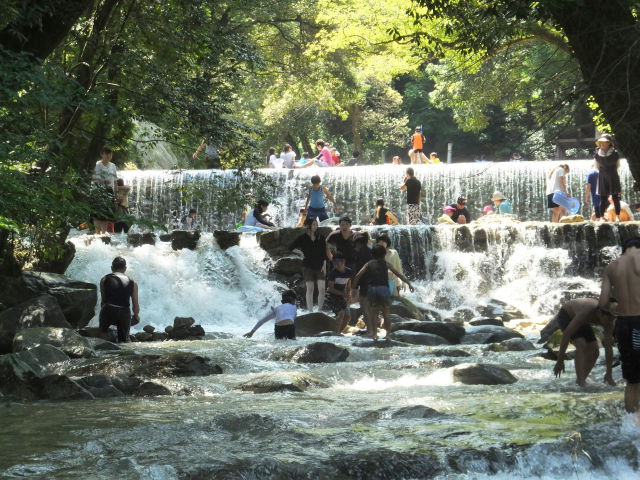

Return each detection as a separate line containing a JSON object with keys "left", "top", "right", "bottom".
{"left": 332, "top": 251, "right": 346, "bottom": 262}
{"left": 281, "top": 289, "right": 296, "bottom": 304}
{"left": 299, "top": 208, "right": 306, "bottom": 213}
{"left": 316, "top": 140, "right": 325, "bottom": 147}
{"left": 339, "top": 216, "right": 352, "bottom": 225}
{"left": 101, "top": 147, "right": 112, "bottom": 155}
{"left": 377, "top": 234, "right": 391, "bottom": 246}
{"left": 111, "top": 256, "right": 126, "bottom": 270}
{"left": 189, "top": 208, "right": 197, "bottom": 214}
{"left": 117, "top": 178, "right": 124, "bottom": 186}
{"left": 256, "top": 200, "right": 269, "bottom": 209}
{"left": 283, "top": 144, "right": 292, "bottom": 152}
{"left": 303, "top": 152, "right": 310, "bottom": 158}
{"left": 303, "top": 216, "right": 317, "bottom": 228}
{"left": 372, "top": 244, "right": 386, "bottom": 259}
{"left": 376, "top": 199, "right": 385, "bottom": 207}
{"left": 352, "top": 151, "right": 360, "bottom": 158}
{"left": 406, "top": 167, "right": 414, "bottom": 177}
{"left": 622, "top": 237, "right": 640, "bottom": 253}
{"left": 311, "top": 175, "right": 321, "bottom": 185}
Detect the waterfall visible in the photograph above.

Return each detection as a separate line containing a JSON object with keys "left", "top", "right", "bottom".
{"left": 119, "top": 160, "right": 636, "bottom": 231}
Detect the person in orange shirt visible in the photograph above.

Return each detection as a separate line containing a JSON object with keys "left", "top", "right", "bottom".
{"left": 410, "top": 127, "right": 428, "bottom": 164}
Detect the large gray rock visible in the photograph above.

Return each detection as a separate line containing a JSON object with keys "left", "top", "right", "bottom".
{"left": 0, "top": 353, "right": 93, "bottom": 400}
{"left": 461, "top": 325, "right": 524, "bottom": 344}
{"left": 388, "top": 330, "right": 450, "bottom": 346}
{"left": 14, "top": 344, "right": 70, "bottom": 375}
{"left": 21, "top": 271, "right": 97, "bottom": 328}
{"left": 60, "top": 351, "right": 223, "bottom": 378}
{"left": 389, "top": 298, "right": 424, "bottom": 321}
{"left": 0, "top": 294, "right": 71, "bottom": 353}
{"left": 238, "top": 372, "right": 329, "bottom": 393}
{"left": 268, "top": 342, "right": 349, "bottom": 363}
{"left": 452, "top": 363, "right": 518, "bottom": 385}
{"left": 13, "top": 327, "right": 95, "bottom": 358}
{"left": 469, "top": 317, "right": 504, "bottom": 327}
{"left": 359, "top": 405, "right": 445, "bottom": 422}
{"left": 487, "top": 338, "right": 537, "bottom": 352}
{"left": 127, "top": 232, "right": 156, "bottom": 247}
{"left": 295, "top": 312, "right": 338, "bottom": 337}
{"left": 389, "top": 320, "right": 465, "bottom": 344}
{"left": 213, "top": 230, "right": 241, "bottom": 250}
{"left": 273, "top": 256, "right": 304, "bottom": 276}
{"left": 170, "top": 230, "right": 200, "bottom": 250}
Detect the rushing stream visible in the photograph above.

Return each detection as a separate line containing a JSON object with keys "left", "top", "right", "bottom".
{"left": 2, "top": 162, "right": 640, "bottom": 479}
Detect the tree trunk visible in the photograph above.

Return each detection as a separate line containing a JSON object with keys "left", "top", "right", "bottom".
{"left": 547, "top": 0, "right": 640, "bottom": 187}
{"left": 350, "top": 104, "right": 363, "bottom": 159}
{"left": 0, "top": 0, "right": 91, "bottom": 60}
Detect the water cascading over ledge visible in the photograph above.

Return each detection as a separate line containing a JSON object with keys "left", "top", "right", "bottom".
{"left": 120, "top": 160, "right": 638, "bottom": 231}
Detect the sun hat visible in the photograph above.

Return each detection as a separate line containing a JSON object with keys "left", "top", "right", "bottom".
{"left": 443, "top": 205, "right": 456, "bottom": 213}
{"left": 491, "top": 191, "right": 506, "bottom": 201}
{"left": 483, "top": 205, "right": 493, "bottom": 214}
{"left": 595, "top": 134, "right": 613, "bottom": 145}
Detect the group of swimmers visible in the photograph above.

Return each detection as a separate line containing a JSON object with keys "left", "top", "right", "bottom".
{"left": 267, "top": 141, "right": 360, "bottom": 169}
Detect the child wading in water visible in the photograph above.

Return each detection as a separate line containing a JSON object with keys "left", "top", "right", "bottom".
{"left": 243, "top": 290, "right": 298, "bottom": 339}
{"left": 353, "top": 245, "right": 414, "bottom": 339}
{"left": 326, "top": 253, "right": 353, "bottom": 333}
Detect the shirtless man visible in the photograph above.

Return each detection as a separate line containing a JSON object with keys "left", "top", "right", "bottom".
{"left": 600, "top": 237, "right": 640, "bottom": 415}
{"left": 551, "top": 298, "right": 616, "bottom": 387}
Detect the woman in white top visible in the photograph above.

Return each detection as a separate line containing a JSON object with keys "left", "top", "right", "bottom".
{"left": 280, "top": 144, "right": 296, "bottom": 168}
{"left": 546, "top": 163, "right": 570, "bottom": 223}
{"left": 91, "top": 147, "right": 118, "bottom": 234}
{"left": 267, "top": 147, "right": 283, "bottom": 168}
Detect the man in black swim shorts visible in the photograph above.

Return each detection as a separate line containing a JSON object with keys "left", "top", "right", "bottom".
{"left": 551, "top": 297, "right": 615, "bottom": 387}
{"left": 600, "top": 237, "right": 640, "bottom": 415}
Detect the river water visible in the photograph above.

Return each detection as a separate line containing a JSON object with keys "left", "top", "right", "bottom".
{"left": 2, "top": 162, "right": 640, "bottom": 479}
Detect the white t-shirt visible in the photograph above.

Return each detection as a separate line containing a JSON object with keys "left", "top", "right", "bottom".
{"left": 268, "top": 155, "right": 284, "bottom": 169}
{"left": 93, "top": 161, "right": 117, "bottom": 186}
{"left": 274, "top": 303, "right": 297, "bottom": 322}
{"left": 546, "top": 167, "right": 565, "bottom": 195}
{"left": 281, "top": 151, "right": 296, "bottom": 168}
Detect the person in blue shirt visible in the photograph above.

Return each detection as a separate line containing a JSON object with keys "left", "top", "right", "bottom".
{"left": 491, "top": 191, "right": 513, "bottom": 214}
{"left": 585, "top": 164, "right": 601, "bottom": 220}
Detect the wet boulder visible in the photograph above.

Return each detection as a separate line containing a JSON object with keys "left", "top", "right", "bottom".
{"left": 60, "top": 351, "right": 222, "bottom": 378}
{"left": 134, "top": 381, "right": 171, "bottom": 397}
{"left": 359, "top": 405, "right": 445, "bottom": 422}
{"left": 0, "top": 353, "right": 93, "bottom": 400}
{"left": 170, "top": 230, "right": 200, "bottom": 250}
{"left": 213, "top": 230, "right": 241, "bottom": 250}
{"left": 14, "top": 344, "right": 70, "bottom": 375}
{"left": 294, "top": 312, "right": 338, "bottom": 337}
{"left": 447, "top": 447, "right": 517, "bottom": 474}
{"left": 329, "top": 448, "right": 441, "bottom": 480}
{"left": 451, "top": 363, "right": 518, "bottom": 385}
{"left": 268, "top": 342, "right": 349, "bottom": 363}
{"left": 389, "top": 298, "right": 424, "bottom": 321}
{"left": 76, "top": 375, "right": 125, "bottom": 398}
{"left": 351, "top": 338, "right": 411, "bottom": 348}
{"left": 13, "top": 327, "right": 95, "bottom": 358}
{"left": 453, "top": 307, "right": 476, "bottom": 322}
{"left": 238, "top": 371, "right": 329, "bottom": 393}
{"left": 78, "top": 327, "right": 112, "bottom": 341}
{"left": 469, "top": 317, "right": 504, "bottom": 327}
{"left": 143, "top": 325, "right": 155, "bottom": 333}
{"left": 166, "top": 317, "right": 205, "bottom": 340}
{"left": 127, "top": 232, "right": 156, "bottom": 247}
{"left": 272, "top": 256, "right": 304, "bottom": 276}
{"left": 477, "top": 299, "right": 525, "bottom": 322}
{"left": 429, "top": 348, "right": 471, "bottom": 357}
{"left": 389, "top": 320, "right": 465, "bottom": 344}
{"left": 487, "top": 338, "right": 536, "bottom": 352}
{"left": 419, "top": 307, "right": 443, "bottom": 322}
{"left": 461, "top": 325, "right": 523, "bottom": 344}
{"left": 388, "top": 330, "right": 450, "bottom": 346}
{"left": 0, "top": 294, "right": 71, "bottom": 353}
{"left": 20, "top": 271, "right": 97, "bottom": 328}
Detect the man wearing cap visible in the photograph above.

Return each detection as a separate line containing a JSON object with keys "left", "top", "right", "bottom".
{"left": 438, "top": 205, "right": 457, "bottom": 224}
{"left": 400, "top": 167, "right": 422, "bottom": 225}
{"left": 99, "top": 256, "right": 140, "bottom": 343}
{"left": 491, "top": 191, "right": 513, "bottom": 214}
{"left": 449, "top": 196, "right": 471, "bottom": 224}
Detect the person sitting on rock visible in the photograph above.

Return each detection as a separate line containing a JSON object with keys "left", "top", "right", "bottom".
{"left": 244, "top": 290, "right": 297, "bottom": 340}
{"left": 370, "top": 199, "right": 399, "bottom": 226}
{"left": 99, "top": 256, "right": 140, "bottom": 343}
{"left": 548, "top": 297, "right": 616, "bottom": 387}
{"left": 437, "top": 205, "right": 457, "bottom": 224}
{"left": 326, "top": 254, "right": 353, "bottom": 334}
{"left": 244, "top": 200, "right": 276, "bottom": 230}
{"left": 353, "top": 245, "right": 414, "bottom": 339}
{"left": 490, "top": 191, "right": 513, "bottom": 214}
{"left": 181, "top": 208, "right": 197, "bottom": 230}
{"left": 604, "top": 196, "right": 634, "bottom": 222}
